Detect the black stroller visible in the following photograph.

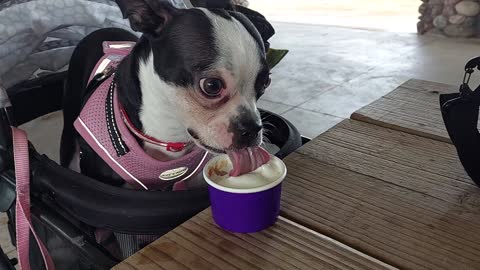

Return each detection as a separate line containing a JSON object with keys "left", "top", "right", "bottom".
{"left": 0, "top": 72, "right": 304, "bottom": 269}
{"left": 0, "top": 1, "right": 306, "bottom": 269}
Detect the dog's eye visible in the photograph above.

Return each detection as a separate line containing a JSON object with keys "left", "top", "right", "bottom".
{"left": 200, "top": 78, "right": 225, "bottom": 98}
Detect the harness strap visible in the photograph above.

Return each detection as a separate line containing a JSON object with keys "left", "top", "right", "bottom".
{"left": 12, "top": 127, "right": 55, "bottom": 270}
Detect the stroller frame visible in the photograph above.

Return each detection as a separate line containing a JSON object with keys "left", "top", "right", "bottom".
{"left": 0, "top": 72, "right": 305, "bottom": 269}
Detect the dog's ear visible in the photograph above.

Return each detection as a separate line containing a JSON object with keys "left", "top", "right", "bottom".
{"left": 115, "top": 0, "right": 178, "bottom": 35}
{"left": 232, "top": 5, "right": 275, "bottom": 50}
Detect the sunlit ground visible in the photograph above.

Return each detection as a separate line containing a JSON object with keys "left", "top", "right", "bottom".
{"left": 249, "top": 0, "right": 419, "bottom": 33}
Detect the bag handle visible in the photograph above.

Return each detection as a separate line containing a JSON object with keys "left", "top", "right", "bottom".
{"left": 460, "top": 57, "right": 480, "bottom": 101}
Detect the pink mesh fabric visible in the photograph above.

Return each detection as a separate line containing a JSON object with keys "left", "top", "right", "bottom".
{"left": 74, "top": 41, "right": 211, "bottom": 190}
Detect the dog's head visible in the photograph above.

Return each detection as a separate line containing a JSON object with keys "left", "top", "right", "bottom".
{"left": 119, "top": 0, "right": 272, "bottom": 153}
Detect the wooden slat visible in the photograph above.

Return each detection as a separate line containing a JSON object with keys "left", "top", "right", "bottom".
{"left": 281, "top": 119, "right": 480, "bottom": 270}
{"left": 114, "top": 209, "right": 396, "bottom": 270}
{"left": 351, "top": 79, "right": 459, "bottom": 143}
{"left": 299, "top": 119, "right": 478, "bottom": 202}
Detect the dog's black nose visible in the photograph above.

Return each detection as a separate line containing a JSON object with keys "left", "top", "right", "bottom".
{"left": 229, "top": 106, "right": 263, "bottom": 148}
{"left": 239, "top": 122, "right": 262, "bottom": 140}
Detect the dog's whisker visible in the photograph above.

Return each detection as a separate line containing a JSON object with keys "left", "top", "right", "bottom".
{"left": 262, "top": 126, "right": 273, "bottom": 133}
{"left": 263, "top": 125, "right": 276, "bottom": 131}
{"left": 262, "top": 121, "right": 277, "bottom": 132}
{"left": 262, "top": 119, "right": 274, "bottom": 125}
{"left": 262, "top": 128, "right": 273, "bottom": 137}
{"left": 261, "top": 115, "right": 273, "bottom": 121}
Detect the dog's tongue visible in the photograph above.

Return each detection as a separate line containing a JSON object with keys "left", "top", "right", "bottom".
{"left": 227, "top": 146, "right": 271, "bottom": 177}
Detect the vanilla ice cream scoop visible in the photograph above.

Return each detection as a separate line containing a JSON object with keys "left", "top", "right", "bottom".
{"left": 207, "top": 155, "right": 285, "bottom": 189}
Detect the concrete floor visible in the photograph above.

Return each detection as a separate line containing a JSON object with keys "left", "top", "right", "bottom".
{"left": 259, "top": 22, "right": 480, "bottom": 138}
{"left": 2, "top": 22, "right": 480, "bottom": 261}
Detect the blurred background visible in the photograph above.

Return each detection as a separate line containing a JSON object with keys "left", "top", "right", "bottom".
{"left": 250, "top": 0, "right": 419, "bottom": 33}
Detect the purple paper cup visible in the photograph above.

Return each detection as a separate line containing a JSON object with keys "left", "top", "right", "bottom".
{"left": 203, "top": 155, "right": 287, "bottom": 233}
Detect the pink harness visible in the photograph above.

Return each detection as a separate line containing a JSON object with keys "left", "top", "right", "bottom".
{"left": 73, "top": 41, "right": 211, "bottom": 191}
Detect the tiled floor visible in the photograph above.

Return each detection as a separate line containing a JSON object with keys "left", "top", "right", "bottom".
{"left": 2, "top": 22, "right": 480, "bottom": 262}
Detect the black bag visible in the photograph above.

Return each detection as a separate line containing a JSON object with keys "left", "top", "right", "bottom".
{"left": 440, "top": 57, "right": 480, "bottom": 186}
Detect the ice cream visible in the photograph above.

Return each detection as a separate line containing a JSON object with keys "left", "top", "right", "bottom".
{"left": 207, "top": 154, "right": 285, "bottom": 189}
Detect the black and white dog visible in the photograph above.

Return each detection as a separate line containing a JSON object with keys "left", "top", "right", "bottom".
{"left": 60, "top": 0, "right": 275, "bottom": 188}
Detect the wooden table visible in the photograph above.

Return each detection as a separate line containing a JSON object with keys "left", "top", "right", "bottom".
{"left": 115, "top": 79, "right": 480, "bottom": 270}
{"left": 351, "top": 79, "right": 457, "bottom": 143}
{"left": 114, "top": 210, "right": 394, "bottom": 270}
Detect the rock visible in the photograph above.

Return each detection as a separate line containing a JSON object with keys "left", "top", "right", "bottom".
{"left": 433, "top": 15, "right": 448, "bottom": 29}
{"left": 429, "top": 0, "right": 444, "bottom": 5}
{"left": 417, "top": 22, "right": 427, "bottom": 34}
{"left": 445, "top": 0, "right": 461, "bottom": 5}
{"left": 429, "top": 28, "right": 446, "bottom": 36}
{"left": 442, "top": 5, "right": 456, "bottom": 17}
{"left": 423, "top": 12, "right": 434, "bottom": 23}
{"left": 419, "top": 3, "right": 428, "bottom": 14}
{"left": 455, "top": 1, "right": 480, "bottom": 16}
{"left": 418, "top": 21, "right": 435, "bottom": 34}
{"left": 424, "top": 23, "right": 434, "bottom": 31}
{"left": 432, "top": 5, "right": 444, "bottom": 16}
{"left": 443, "top": 24, "right": 475, "bottom": 37}
{"left": 449, "top": 14, "right": 466, "bottom": 24}
{"left": 462, "top": 16, "right": 476, "bottom": 27}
